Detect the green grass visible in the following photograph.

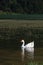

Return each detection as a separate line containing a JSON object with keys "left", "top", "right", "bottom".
{"left": 0, "top": 11, "right": 20, "bottom": 15}
{"left": 27, "top": 62, "right": 43, "bottom": 65}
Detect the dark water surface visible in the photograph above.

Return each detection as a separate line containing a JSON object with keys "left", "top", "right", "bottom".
{"left": 0, "top": 48, "right": 43, "bottom": 65}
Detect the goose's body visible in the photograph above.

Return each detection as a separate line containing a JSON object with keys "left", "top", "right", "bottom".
{"left": 21, "top": 40, "right": 34, "bottom": 48}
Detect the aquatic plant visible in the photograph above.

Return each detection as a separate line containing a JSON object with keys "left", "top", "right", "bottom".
{"left": 27, "top": 62, "right": 43, "bottom": 65}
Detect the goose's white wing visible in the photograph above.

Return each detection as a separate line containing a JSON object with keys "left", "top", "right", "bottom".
{"left": 25, "top": 41, "right": 34, "bottom": 48}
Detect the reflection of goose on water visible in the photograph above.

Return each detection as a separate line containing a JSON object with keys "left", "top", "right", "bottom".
{"left": 21, "top": 40, "right": 34, "bottom": 48}
{"left": 21, "top": 47, "right": 34, "bottom": 61}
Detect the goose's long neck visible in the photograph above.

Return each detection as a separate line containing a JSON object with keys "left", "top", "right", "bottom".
{"left": 22, "top": 41, "right": 25, "bottom": 47}
{"left": 23, "top": 41, "right": 25, "bottom": 46}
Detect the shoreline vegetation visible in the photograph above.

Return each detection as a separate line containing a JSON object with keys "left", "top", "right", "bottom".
{"left": 0, "top": 0, "right": 43, "bottom": 14}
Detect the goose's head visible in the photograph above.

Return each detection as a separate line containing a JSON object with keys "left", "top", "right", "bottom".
{"left": 21, "top": 40, "right": 24, "bottom": 43}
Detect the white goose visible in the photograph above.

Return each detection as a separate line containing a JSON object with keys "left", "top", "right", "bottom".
{"left": 21, "top": 40, "right": 34, "bottom": 61}
{"left": 21, "top": 40, "right": 34, "bottom": 48}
